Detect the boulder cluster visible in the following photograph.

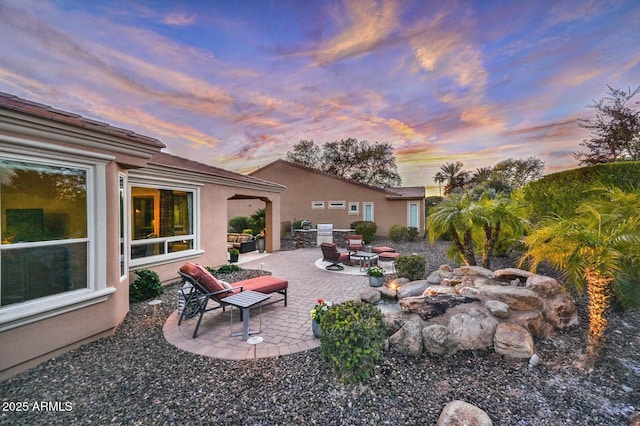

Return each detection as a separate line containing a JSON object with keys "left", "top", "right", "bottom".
{"left": 359, "top": 265, "right": 579, "bottom": 359}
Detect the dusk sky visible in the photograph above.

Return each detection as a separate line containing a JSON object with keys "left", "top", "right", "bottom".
{"left": 1, "top": 0, "right": 638, "bottom": 194}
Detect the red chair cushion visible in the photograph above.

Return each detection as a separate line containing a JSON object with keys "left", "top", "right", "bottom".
{"left": 237, "top": 276, "right": 288, "bottom": 294}
{"left": 379, "top": 252, "right": 401, "bottom": 261}
{"left": 373, "top": 246, "right": 395, "bottom": 254}
{"left": 180, "top": 262, "right": 227, "bottom": 295}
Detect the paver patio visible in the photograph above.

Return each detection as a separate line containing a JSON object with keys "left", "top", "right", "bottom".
{"left": 163, "top": 247, "right": 374, "bottom": 361}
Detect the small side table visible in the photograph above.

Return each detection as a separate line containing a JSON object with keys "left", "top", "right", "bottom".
{"left": 223, "top": 290, "right": 271, "bottom": 340}
{"left": 351, "top": 251, "right": 379, "bottom": 272}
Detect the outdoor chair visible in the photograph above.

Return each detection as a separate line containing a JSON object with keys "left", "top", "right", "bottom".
{"left": 178, "top": 262, "right": 288, "bottom": 338}
{"left": 320, "top": 242, "right": 350, "bottom": 270}
{"left": 347, "top": 234, "right": 364, "bottom": 253}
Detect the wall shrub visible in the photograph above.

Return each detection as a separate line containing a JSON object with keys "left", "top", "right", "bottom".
{"left": 350, "top": 221, "right": 377, "bottom": 244}
{"left": 395, "top": 254, "right": 427, "bottom": 281}
{"left": 407, "top": 226, "right": 419, "bottom": 241}
{"left": 388, "top": 224, "right": 408, "bottom": 243}
{"left": 320, "top": 300, "right": 387, "bottom": 384}
{"left": 129, "top": 269, "right": 163, "bottom": 303}
{"left": 228, "top": 216, "right": 250, "bottom": 233}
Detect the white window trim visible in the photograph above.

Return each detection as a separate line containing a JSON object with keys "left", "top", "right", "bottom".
{"left": 407, "top": 201, "right": 420, "bottom": 229}
{"left": 363, "top": 202, "right": 374, "bottom": 222}
{"left": 0, "top": 142, "right": 113, "bottom": 331}
{"left": 348, "top": 202, "right": 359, "bottom": 215}
{"left": 328, "top": 200, "right": 346, "bottom": 210}
{"left": 119, "top": 173, "right": 128, "bottom": 281}
{"left": 128, "top": 180, "right": 201, "bottom": 269}
{"left": 311, "top": 201, "right": 325, "bottom": 210}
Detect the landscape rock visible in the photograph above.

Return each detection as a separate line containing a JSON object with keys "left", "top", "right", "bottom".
{"left": 397, "top": 280, "right": 430, "bottom": 299}
{"left": 388, "top": 315, "right": 424, "bottom": 356}
{"left": 526, "top": 274, "right": 562, "bottom": 297}
{"left": 511, "top": 310, "right": 554, "bottom": 339}
{"left": 378, "top": 285, "right": 397, "bottom": 299}
{"left": 541, "top": 293, "right": 579, "bottom": 329}
{"left": 423, "top": 285, "right": 458, "bottom": 296}
{"left": 473, "top": 284, "right": 542, "bottom": 311}
{"left": 360, "top": 288, "right": 381, "bottom": 304}
{"left": 493, "top": 323, "right": 534, "bottom": 358}
{"left": 423, "top": 324, "right": 457, "bottom": 356}
{"left": 494, "top": 267, "right": 533, "bottom": 281}
{"left": 453, "top": 265, "right": 495, "bottom": 279}
{"left": 437, "top": 400, "right": 493, "bottom": 426}
{"left": 485, "top": 300, "right": 509, "bottom": 318}
{"left": 448, "top": 308, "right": 498, "bottom": 350}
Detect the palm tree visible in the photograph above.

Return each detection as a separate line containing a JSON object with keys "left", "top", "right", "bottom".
{"left": 521, "top": 185, "right": 640, "bottom": 362}
{"left": 427, "top": 192, "right": 477, "bottom": 266}
{"left": 437, "top": 161, "right": 469, "bottom": 195}
{"left": 433, "top": 171, "right": 446, "bottom": 196}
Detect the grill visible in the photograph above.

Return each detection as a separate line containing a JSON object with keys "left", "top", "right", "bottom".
{"left": 316, "top": 223, "right": 333, "bottom": 244}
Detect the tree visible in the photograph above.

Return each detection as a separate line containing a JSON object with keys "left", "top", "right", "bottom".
{"left": 427, "top": 191, "right": 527, "bottom": 268}
{"left": 285, "top": 139, "right": 320, "bottom": 168}
{"left": 285, "top": 138, "right": 402, "bottom": 188}
{"left": 521, "top": 185, "right": 640, "bottom": 363}
{"left": 427, "top": 192, "right": 476, "bottom": 266}
{"left": 574, "top": 85, "right": 640, "bottom": 165}
{"left": 437, "top": 161, "right": 469, "bottom": 195}
{"left": 492, "top": 157, "right": 545, "bottom": 190}
{"left": 433, "top": 171, "right": 446, "bottom": 196}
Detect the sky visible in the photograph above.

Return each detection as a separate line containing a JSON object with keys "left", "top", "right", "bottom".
{"left": 0, "top": 0, "right": 638, "bottom": 194}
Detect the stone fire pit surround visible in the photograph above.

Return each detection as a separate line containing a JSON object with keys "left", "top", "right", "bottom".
{"left": 359, "top": 265, "right": 579, "bottom": 359}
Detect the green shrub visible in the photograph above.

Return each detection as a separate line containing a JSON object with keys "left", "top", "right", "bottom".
{"left": 521, "top": 161, "right": 640, "bottom": 223}
{"left": 388, "top": 224, "right": 408, "bottom": 243}
{"left": 129, "top": 269, "right": 163, "bottom": 303}
{"left": 351, "top": 221, "right": 377, "bottom": 244}
{"left": 320, "top": 300, "right": 387, "bottom": 384}
{"left": 249, "top": 208, "right": 266, "bottom": 235}
{"left": 407, "top": 226, "right": 419, "bottom": 241}
{"left": 395, "top": 254, "right": 427, "bottom": 281}
{"left": 228, "top": 216, "right": 250, "bottom": 233}
{"left": 205, "top": 264, "right": 243, "bottom": 275}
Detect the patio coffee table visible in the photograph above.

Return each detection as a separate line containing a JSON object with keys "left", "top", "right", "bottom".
{"left": 350, "top": 251, "right": 379, "bottom": 272}
{"left": 224, "top": 290, "right": 271, "bottom": 340}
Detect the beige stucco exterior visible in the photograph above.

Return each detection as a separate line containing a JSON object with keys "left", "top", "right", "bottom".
{"left": 233, "top": 160, "right": 425, "bottom": 236}
{"left": 0, "top": 94, "right": 283, "bottom": 380}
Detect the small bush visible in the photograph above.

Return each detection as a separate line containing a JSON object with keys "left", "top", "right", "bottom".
{"left": 388, "top": 224, "right": 408, "bottom": 243}
{"left": 228, "top": 216, "right": 250, "bottom": 233}
{"left": 395, "top": 255, "right": 427, "bottom": 281}
{"left": 129, "top": 269, "right": 163, "bottom": 303}
{"left": 351, "top": 221, "right": 377, "bottom": 244}
{"left": 407, "top": 226, "right": 419, "bottom": 241}
{"left": 320, "top": 300, "right": 387, "bottom": 384}
{"left": 206, "top": 264, "right": 243, "bottom": 275}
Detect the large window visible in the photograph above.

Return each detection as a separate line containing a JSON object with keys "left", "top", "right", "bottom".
{"left": 130, "top": 186, "right": 195, "bottom": 263}
{"left": 1, "top": 159, "right": 88, "bottom": 307}
{"left": 408, "top": 202, "right": 419, "bottom": 229}
{"left": 363, "top": 202, "right": 374, "bottom": 222}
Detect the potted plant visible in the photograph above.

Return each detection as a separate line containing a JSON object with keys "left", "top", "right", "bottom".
{"left": 310, "top": 299, "right": 332, "bottom": 338}
{"left": 255, "top": 229, "right": 265, "bottom": 253}
{"left": 301, "top": 220, "right": 312, "bottom": 230}
{"left": 228, "top": 248, "right": 240, "bottom": 263}
{"left": 367, "top": 265, "right": 385, "bottom": 287}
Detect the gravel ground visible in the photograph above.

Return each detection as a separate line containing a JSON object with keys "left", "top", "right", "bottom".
{"left": 1, "top": 239, "right": 639, "bottom": 425}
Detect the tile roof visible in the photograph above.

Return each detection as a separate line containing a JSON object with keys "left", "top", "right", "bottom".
{"left": 253, "top": 159, "right": 425, "bottom": 198}
{"left": 149, "top": 152, "right": 286, "bottom": 190}
{"left": 0, "top": 92, "right": 165, "bottom": 148}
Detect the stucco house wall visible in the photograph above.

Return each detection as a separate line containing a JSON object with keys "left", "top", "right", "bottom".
{"left": 243, "top": 160, "right": 425, "bottom": 236}
{"left": 0, "top": 93, "right": 283, "bottom": 380}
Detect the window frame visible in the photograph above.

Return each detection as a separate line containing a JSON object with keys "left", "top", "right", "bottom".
{"left": 363, "top": 202, "right": 374, "bottom": 222}
{"left": 408, "top": 202, "right": 420, "bottom": 229}
{"left": 128, "top": 180, "right": 200, "bottom": 269}
{"left": 348, "top": 202, "right": 359, "bottom": 215}
{"left": 0, "top": 142, "right": 113, "bottom": 332}
{"left": 328, "top": 200, "right": 346, "bottom": 210}
{"left": 311, "top": 201, "right": 325, "bottom": 210}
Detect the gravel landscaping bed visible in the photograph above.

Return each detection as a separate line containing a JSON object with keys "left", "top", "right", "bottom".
{"left": 1, "top": 240, "right": 639, "bottom": 425}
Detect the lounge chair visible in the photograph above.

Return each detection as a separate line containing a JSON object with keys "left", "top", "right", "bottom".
{"left": 347, "top": 234, "right": 364, "bottom": 253}
{"left": 178, "top": 262, "right": 288, "bottom": 338}
{"left": 320, "top": 242, "right": 351, "bottom": 270}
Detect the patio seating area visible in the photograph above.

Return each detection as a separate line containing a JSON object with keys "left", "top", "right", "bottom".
{"left": 163, "top": 247, "right": 372, "bottom": 360}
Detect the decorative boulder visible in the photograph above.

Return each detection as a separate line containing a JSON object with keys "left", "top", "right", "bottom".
{"left": 423, "top": 285, "right": 458, "bottom": 296}
{"left": 526, "top": 274, "right": 562, "bottom": 297}
{"left": 473, "top": 284, "right": 542, "bottom": 311}
{"left": 397, "top": 280, "right": 430, "bottom": 299}
{"left": 423, "top": 324, "right": 457, "bottom": 356}
{"left": 453, "top": 265, "right": 495, "bottom": 279}
{"left": 511, "top": 310, "right": 554, "bottom": 339}
{"left": 448, "top": 308, "right": 498, "bottom": 350}
{"left": 493, "top": 323, "right": 534, "bottom": 358}
{"left": 388, "top": 315, "right": 424, "bottom": 356}
{"left": 541, "top": 293, "right": 579, "bottom": 329}
{"left": 485, "top": 300, "right": 509, "bottom": 318}
{"left": 360, "top": 288, "right": 381, "bottom": 304}
{"left": 437, "top": 400, "right": 493, "bottom": 426}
